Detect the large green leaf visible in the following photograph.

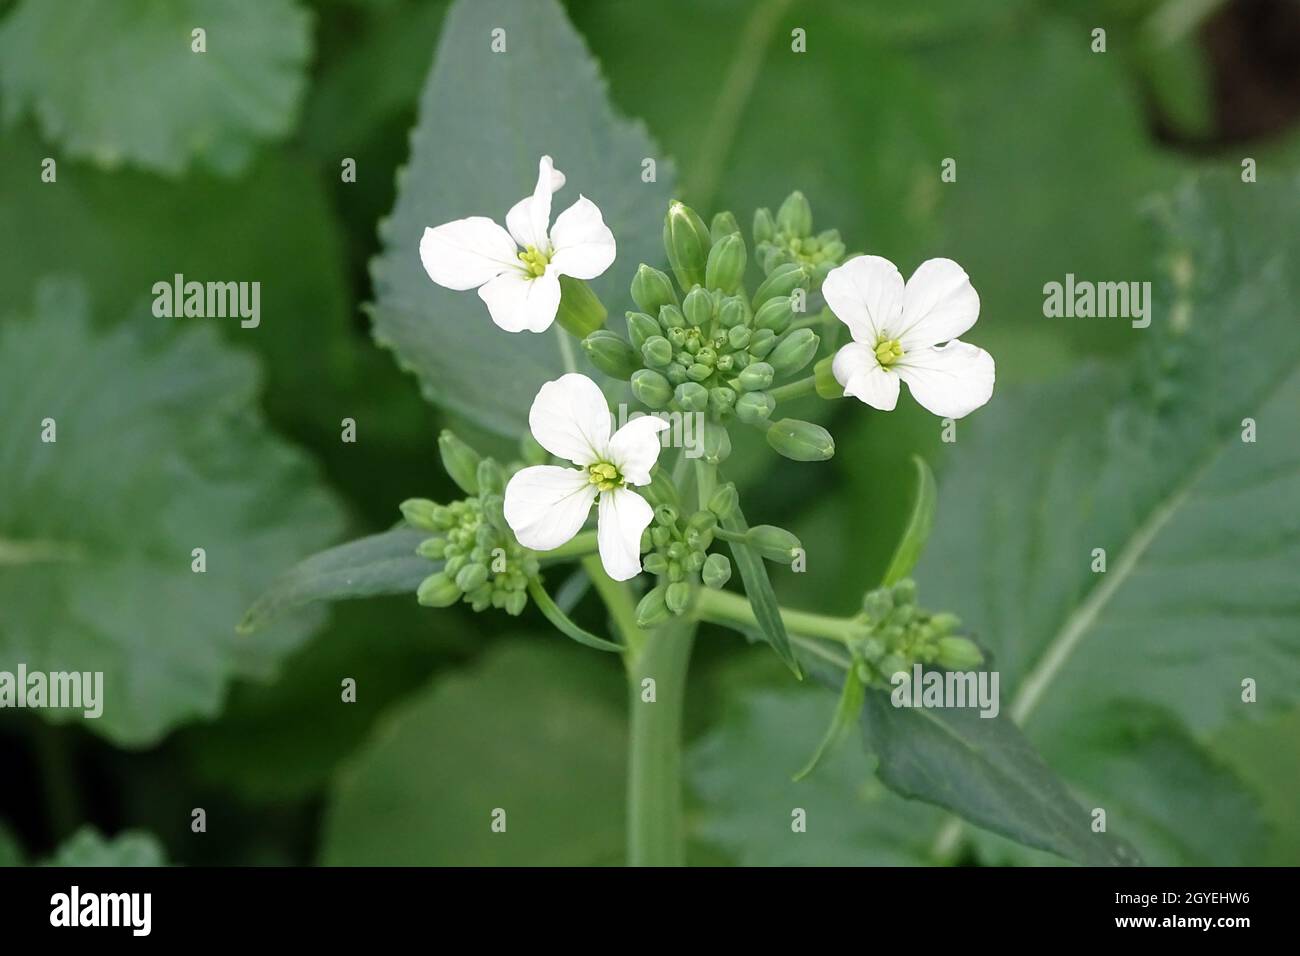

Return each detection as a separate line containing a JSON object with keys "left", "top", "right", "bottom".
{"left": 41, "top": 827, "right": 166, "bottom": 867}
{"left": 914, "top": 173, "right": 1300, "bottom": 863}
{"left": 321, "top": 640, "right": 626, "bottom": 865}
{"left": 369, "top": 0, "right": 675, "bottom": 437}
{"left": 0, "top": 0, "right": 311, "bottom": 176}
{"left": 0, "top": 280, "right": 345, "bottom": 745}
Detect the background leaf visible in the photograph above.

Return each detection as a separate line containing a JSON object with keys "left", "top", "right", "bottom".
{"left": 0, "top": 280, "right": 345, "bottom": 745}
{"left": 368, "top": 0, "right": 676, "bottom": 438}
{"left": 0, "top": 0, "right": 312, "bottom": 177}
{"left": 41, "top": 826, "right": 166, "bottom": 867}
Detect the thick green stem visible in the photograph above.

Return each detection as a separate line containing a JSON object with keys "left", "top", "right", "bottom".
{"left": 768, "top": 375, "right": 817, "bottom": 404}
{"left": 542, "top": 529, "right": 598, "bottom": 562}
{"left": 624, "top": 618, "right": 695, "bottom": 866}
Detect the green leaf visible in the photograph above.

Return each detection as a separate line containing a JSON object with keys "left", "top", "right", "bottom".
{"left": 793, "top": 665, "right": 864, "bottom": 781}
{"left": 41, "top": 827, "right": 166, "bottom": 867}
{"left": 880, "top": 454, "right": 937, "bottom": 586}
{"left": 527, "top": 580, "right": 623, "bottom": 653}
{"left": 0, "top": 0, "right": 312, "bottom": 176}
{"left": 0, "top": 280, "right": 345, "bottom": 745}
{"left": 368, "top": 0, "right": 676, "bottom": 437}
{"left": 690, "top": 673, "right": 943, "bottom": 866}
{"left": 239, "top": 527, "right": 430, "bottom": 633}
{"left": 914, "top": 172, "right": 1300, "bottom": 864}
{"left": 321, "top": 641, "right": 626, "bottom": 865}
{"left": 719, "top": 500, "right": 800, "bottom": 676}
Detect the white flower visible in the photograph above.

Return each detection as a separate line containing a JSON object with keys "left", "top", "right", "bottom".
{"left": 824, "top": 255, "right": 995, "bottom": 419}
{"left": 504, "top": 373, "right": 668, "bottom": 581}
{"left": 418, "top": 155, "right": 616, "bottom": 333}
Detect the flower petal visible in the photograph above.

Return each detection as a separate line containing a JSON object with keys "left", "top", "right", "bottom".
{"left": 896, "top": 258, "right": 980, "bottom": 351}
{"left": 506, "top": 155, "right": 565, "bottom": 251}
{"left": 822, "top": 255, "right": 905, "bottom": 345}
{"left": 832, "top": 342, "right": 899, "bottom": 411}
{"left": 528, "top": 372, "right": 612, "bottom": 466}
{"left": 419, "top": 218, "right": 518, "bottom": 291}
{"left": 597, "top": 487, "right": 654, "bottom": 582}
{"left": 608, "top": 414, "right": 670, "bottom": 486}
{"left": 477, "top": 267, "right": 562, "bottom": 333}
{"left": 894, "top": 340, "right": 995, "bottom": 419}
{"left": 549, "top": 196, "right": 617, "bottom": 280}
{"left": 503, "top": 465, "right": 597, "bottom": 551}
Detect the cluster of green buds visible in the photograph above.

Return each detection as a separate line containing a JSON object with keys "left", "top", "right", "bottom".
{"left": 401, "top": 432, "right": 539, "bottom": 616}
{"left": 580, "top": 199, "right": 836, "bottom": 463}
{"left": 753, "top": 191, "right": 852, "bottom": 285}
{"left": 848, "top": 578, "right": 984, "bottom": 683}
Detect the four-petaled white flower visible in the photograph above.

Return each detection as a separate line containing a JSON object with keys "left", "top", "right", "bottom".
{"left": 504, "top": 374, "right": 668, "bottom": 581}
{"left": 825, "top": 255, "right": 995, "bottom": 419}
{"left": 419, "top": 155, "right": 616, "bottom": 333}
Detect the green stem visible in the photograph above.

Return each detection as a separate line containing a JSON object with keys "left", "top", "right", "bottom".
{"left": 555, "top": 323, "right": 578, "bottom": 373}
{"left": 34, "top": 722, "right": 80, "bottom": 841}
{"left": 584, "top": 556, "right": 697, "bottom": 866}
{"left": 768, "top": 375, "right": 817, "bottom": 403}
{"left": 624, "top": 618, "right": 695, "bottom": 867}
{"left": 695, "top": 587, "right": 854, "bottom": 644}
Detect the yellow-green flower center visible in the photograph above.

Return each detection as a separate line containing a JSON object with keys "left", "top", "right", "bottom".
{"left": 518, "top": 245, "right": 550, "bottom": 278}
{"left": 587, "top": 461, "right": 623, "bottom": 492}
{"left": 875, "top": 337, "right": 904, "bottom": 367}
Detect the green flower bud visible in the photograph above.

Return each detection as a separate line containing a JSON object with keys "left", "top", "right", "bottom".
{"left": 859, "top": 636, "right": 886, "bottom": 662}
{"left": 480, "top": 494, "right": 508, "bottom": 534}
{"left": 752, "top": 262, "right": 809, "bottom": 310}
{"left": 659, "top": 303, "right": 686, "bottom": 331}
{"left": 631, "top": 369, "right": 673, "bottom": 408}
{"left": 665, "top": 581, "right": 693, "bottom": 614}
{"left": 753, "top": 296, "right": 794, "bottom": 333}
{"left": 554, "top": 275, "right": 607, "bottom": 337}
{"left": 748, "top": 328, "right": 777, "bottom": 358}
{"left": 718, "top": 296, "right": 747, "bottom": 329}
{"left": 626, "top": 311, "right": 660, "bottom": 350}
{"left": 663, "top": 200, "right": 711, "bottom": 291}
{"left": 746, "top": 524, "right": 802, "bottom": 564}
{"left": 667, "top": 560, "right": 685, "bottom": 582}
{"left": 936, "top": 636, "right": 984, "bottom": 670}
{"left": 695, "top": 346, "right": 717, "bottom": 367}
{"left": 684, "top": 525, "right": 714, "bottom": 552}
{"left": 735, "top": 390, "right": 775, "bottom": 424}
{"left": 437, "top": 432, "right": 482, "bottom": 495}
{"left": 476, "top": 458, "right": 504, "bottom": 495}
{"left": 768, "top": 329, "right": 819, "bottom": 377}
{"left": 665, "top": 364, "right": 687, "bottom": 386}
{"left": 654, "top": 504, "right": 679, "bottom": 528}
{"left": 703, "top": 420, "right": 732, "bottom": 463}
{"left": 753, "top": 207, "right": 776, "bottom": 244}
{"left": 813, "top": 354, "right": 844, "bottom": 399}
{"left": 504, "top": 590, "right": 528, "bottom": 616}
{"left": 635, "top": 586, "right": 671, "bottom": 628}
{"left": 683, "top": 286, "right": 713, "bottom": 327}
{"left": 674, "top": 381, "right": 709, "bottom": 412}
{"left": 581, "top": 330, "right": 641, "bottom": 380}
{"left": 930, "top": 612, "right": 961, "bottom": 635}
{"left": 702, "top": 552, "right": 733, "bottom": 589}
{"left": 667, "top": 326, "right": 688, "bottom": 350}
{"left": 766, "top": 418, "right": 835, "bottom": 462}
{"left": 400, "top": 498, "right": 443, "bottom": 532}
{"left": 862, "top": 586, "right": 893, "bottom": 622}
{"left": 641, "top": 335, "right": 674, "bottom": 368}
{"left": 892, "top": 578, "right": 917, "bottom": 606}
{"left": 643, "top": 552, "right": 669, "bottom": 576}
{"left": 631, "top": 264, "right": 678, "bottom": 315}
{"left": 687, "top": 363, "right": 712, "bottom": 382}
{"left": 737, "top": 361, "right": 775, "bottom": 391}
{"left": 725, "top": 326, "right": 750, "bottom": 350}
{"left": 711, "top": 210, "right": 741, "bottom": 242}
{"left": 688, "top": 510, "right": 717, "bottom": 533}
{"left": 879, "top": 654, "right": 910, "bottom": 681}
{"left": 640, "top": 465, "right": 679, "bottom": 510}
{"left": 417, "top": 572, "right": 461, "bottom": 608}
{"left": 708, "top": 482, "right": 739, "bottom": 519}
{"left": 776, "top": 190, "right": 813, "bottom": 237}
{"left": 416, "top": 536, "right": 447, "bottom": 559}
{"left": 716, "top": 353, "right": 735, "bottom": 373}
{"left": 455, "top": 562, "right": 489, "bottom": 593}
{"left": 651, "top": 526, "right": 671, "bottom": 548}
{"left": 707, "top": 387, "right": 737, "bottom": 421}
{"left": 705, "top": 232, "right": 747, "bottom": 294}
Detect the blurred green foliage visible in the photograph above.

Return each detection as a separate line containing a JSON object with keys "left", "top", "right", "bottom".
{"left": 1, "top": 0, "right": 1297, "bottom": 866}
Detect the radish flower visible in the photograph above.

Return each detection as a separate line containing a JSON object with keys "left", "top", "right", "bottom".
{"left": 504, "top": 374, "right": 668, "bottom": 581}
{"left": 419, "top": 155, "right": 616, "bottom": 333}
{"left": 825, "top": 256, "right": 995, "bottom": 418}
